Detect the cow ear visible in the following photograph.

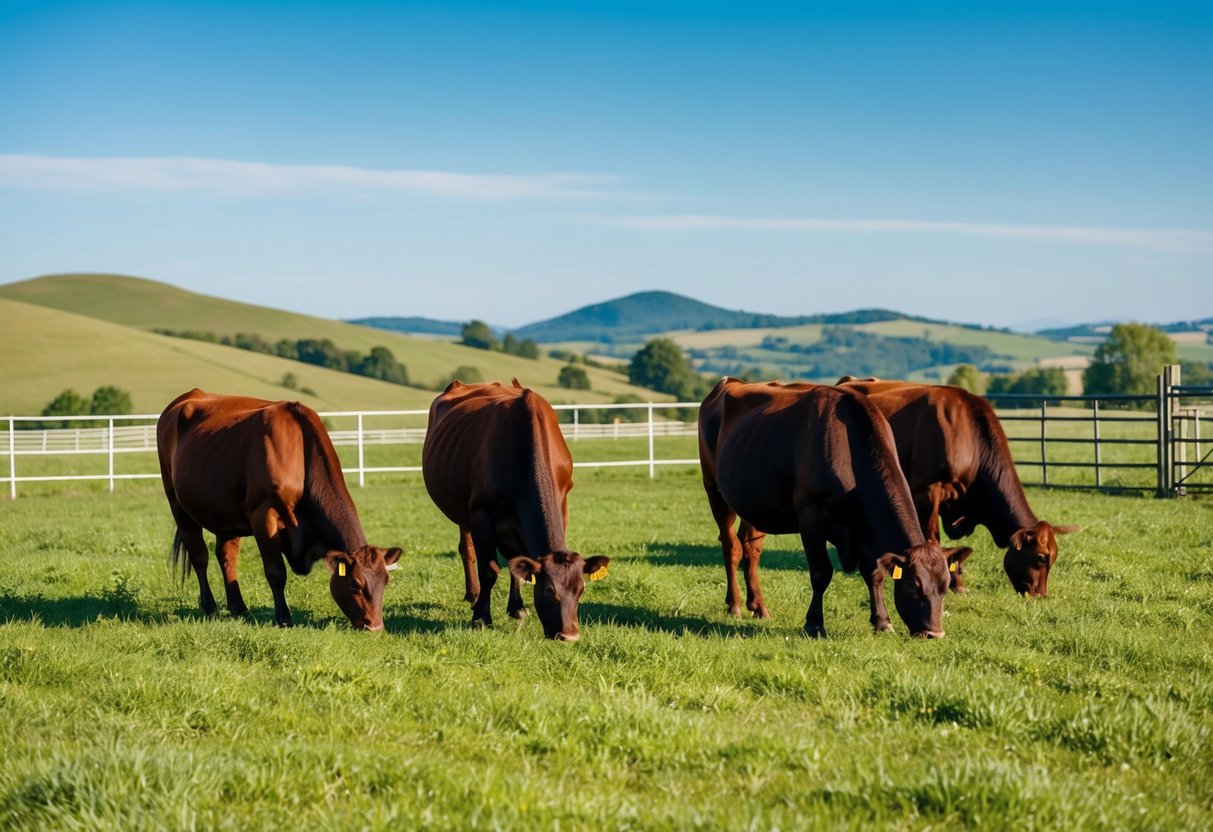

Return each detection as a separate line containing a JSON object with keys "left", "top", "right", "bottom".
{"left": 507, "top": 557, "right": 542, "bottom": 583}
{"left": 876, "top": 552, "right": 905, "bottom": 579}
{"left": 945, "top": 546, "right": 973, "bottom": 570}
{"left": 325, "top": 552, "right": 352, "bottom": 577}
{"left": 1051, "top": 524, "right": 1081, "bottom": 535}
{"left": 583, "top": 556, "right": 610, "bottom": 582}
{"left": 1010, "top": 529, "right": 1034, "bottom": 550}
{"left": 382, "top": 547, "right": 403, "bottom": 568}
{"left": 511, "top": 377, "right": 523, "bottom": 388}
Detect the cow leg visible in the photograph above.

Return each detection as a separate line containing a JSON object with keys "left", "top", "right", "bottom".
{"left": 251, "top": 505, "right": 292, "bottom": 627}
{"left": 469, "top": 510, "right": 498, "bottom": 629}
{"left": 738, "top": 520, "right": 770, "bottom": 619}
{"left": 169, "top": 506, "right": 218, "bottom": 617}
{"left": 915, "top": 486, "right": 943, "bottom": 544}
{"left": 214, "top": 536, "right": 248, "bottom": 617}
{"left": 861, "top": 564, "right": 893, "bottom": 633}
{"left": 506, "top": 571, "right": 527, "bottom": 620}
{"left": 458, "top": 527, "right": 479, "bottom": 605}
{"left": 704, "top": 483, "right": 745, "bottom": 616}
{"left": 800, "top": 530, "right": 833, "bottom": 638}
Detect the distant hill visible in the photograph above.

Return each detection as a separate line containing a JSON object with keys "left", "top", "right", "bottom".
{"left": 348, "top": 316, "right": 469, "bottom": 338}
{"left": 1037, "top": 318, "right": 1213, "bottom": 340}
{"left": 0, "top": 274, "right": 670, "bottom": 409}
{"left": 511, "top": 290, "right": 930, "bottom": 343}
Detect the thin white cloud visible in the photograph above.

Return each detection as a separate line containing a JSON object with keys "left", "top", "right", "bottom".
{"left": 0, "top": 154, "right": 619, "bottom": 200}
{"left": 583, "top": 214, "right": 1213, "bottom": 253}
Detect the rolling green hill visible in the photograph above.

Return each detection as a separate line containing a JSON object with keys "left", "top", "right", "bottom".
{"left": 0, "top": 298, "right": 443, "bottom": 414}
{"left": 0, "top": 274, "right": 668, "bottom": 413}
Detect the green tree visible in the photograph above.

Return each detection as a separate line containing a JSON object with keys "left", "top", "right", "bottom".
{"left": 517, "top": 339, "right": 540, "bottom": 360}
{"left": 355, "top": 346, "right": 410, "bottom": 385}
{"left": 40, "top": 388, "right": 90, "bottom": 426}
{"left": 628, "top": 338, "right": 710, "bottom": 400}
{"left": 1180, "top": 361, "right": 1212, "bottom": 386}
{"left": 89, "top": 385, "right": 133, "bottom": 415}
{"left": 461, "top": 320, "right": 497, "bottom": 351}
{"left": 1083, "top": 322, "right": 1178, "bottom": 396}
{"left": 501, "top": 333, "right": 519, "bottom": 355}
{"left": 946, "top": 364, "right": 987, "bottom": 394}
{"left": 557, "top": 364, "right": 591, "bottom": 390}
{"left": 281, "top": 372, "right": 299, "bottom": 390}
{"left": 437, "top": 365, "right": 484, "bottom": 389}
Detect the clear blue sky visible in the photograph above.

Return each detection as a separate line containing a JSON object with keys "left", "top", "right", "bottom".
{"left": 1, "top": 0, "right": 1210, "bottom": 329}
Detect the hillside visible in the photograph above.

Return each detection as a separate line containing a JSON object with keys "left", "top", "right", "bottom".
{"left": 510, "top": 290, "right": 917, "bottom": 343}
{"left": 0, "top": 274, "right": 667, "bottom": 409}
{"left": 0, "top": 298, "right": 441, "bottom": 414}
{"left": 345, "top": 316, "right": 468, "bottom": 338}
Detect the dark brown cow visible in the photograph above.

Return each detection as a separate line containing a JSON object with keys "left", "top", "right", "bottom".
{"left": 422, "top": 379, "right": 609, "bottom": 641}
{"left": 699, "top": 378, "right": 953, "bottom": 638}
{"left": 157, "top": 389, "right": 402, "bottom": 630}
{"left": 837, "top": 379, "right": 1079, "bottom": 596}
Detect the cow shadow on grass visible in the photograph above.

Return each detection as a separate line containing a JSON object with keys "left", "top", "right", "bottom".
{"left": 579, "top": 601, "right": 778, "bottom": 639}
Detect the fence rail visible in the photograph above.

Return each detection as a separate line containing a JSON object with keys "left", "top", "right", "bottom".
{"left": 4, "top": 370, "right": 1210, "bottom": 498}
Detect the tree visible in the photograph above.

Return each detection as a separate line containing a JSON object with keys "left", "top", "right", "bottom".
{"left": 1083, "top": 322, "right": 1178, "bottom": 396}
{"left": 355, "top": 346, "right": 409, "bottom": 385}
{"left": 461, "top": 320, "right": 497, "bottom": 351}
{"left": 89, "top": 385, "right": 133, "bottom": 415}
{"left": 628, "top": 338, "right": 710, "bottom": 400}
{"left": 40, "top": 388, "right": 90, "bottom": 426}
{"left": 946, "top": 364, "right": 987, "bottom": 394}
{"left": 1180, "top": 361, "right": 1213, "bottom": 386}
{"left": 517, "top": 339, "right": 540, "bottom": 360}
{"left": 501, "top": 333, "right": 519, "bottom": 356}
{"left": 437, "top": 365, "right": 484, "bottom": 389}
{"left": 1008, "top": 367, "right": 1068, "bottom": 396}
{"left": 557, "top": 364, "right": 591, "bottom": 390}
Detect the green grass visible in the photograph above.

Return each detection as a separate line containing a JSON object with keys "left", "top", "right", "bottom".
{"left": 0, "top": 275, "right": 665, "bottom": 412}
{"left": 1, "top": 470, "right": 1211, "bottom": 829}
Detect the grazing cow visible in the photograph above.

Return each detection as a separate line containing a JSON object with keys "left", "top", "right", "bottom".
{"left": 699, "top": 378, "right": 953, "bottom": 638}
{"left": 837, "top": 379, "right": 1079, "bottom": 596}
{"left": 157, "top": 389, "right": 402, "bottom": 630}
{"left": 422, "top": 379, "right": 609, "bottom": 641}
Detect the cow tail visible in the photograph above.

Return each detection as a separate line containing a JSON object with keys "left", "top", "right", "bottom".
{"left": 169, "top": 529, "right": 190, "bottom": 584}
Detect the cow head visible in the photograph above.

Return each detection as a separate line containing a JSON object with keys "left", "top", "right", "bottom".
{"left": 878, "top": 543, "right": 950, "bottom": 638}
{"left": 1003, "top": 522, "right": 1079, "bottom": 596}
{"left": 508, "top": 552, "right": 610, "bottom": 641}
{"left": 325, "top": 545, "right": 403, "bottom": 630}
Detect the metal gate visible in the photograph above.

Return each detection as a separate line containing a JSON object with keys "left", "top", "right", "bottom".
{"left": 1161, "top": 365, "right": 1213, "bottom": 495}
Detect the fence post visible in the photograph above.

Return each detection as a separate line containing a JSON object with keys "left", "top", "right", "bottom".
{"left": 1039, "top": 400, "right": 1048, "bottom": 487}
{"left": 357, "top": 413, "right": 365, "bottom": 488}
{"left": 648, "top": 402, "right": 655, "bottom": 479}
{"left": 108, "top": 418, "right": 115, "bottom": 493}
{"left": 1091, "top": 399, "right": 1101, "bottom": 489}
{"left": 573, "top": 409, "right": 579, "bottom": 441}
{"left": 7, "top": 416, "right": 14, "bottom": 500}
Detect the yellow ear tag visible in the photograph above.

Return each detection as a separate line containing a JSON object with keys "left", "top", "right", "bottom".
{"left": 891, "top": 566, "right": 903, "bottom": 580}
{"left": 949, "top": 561, "right": 957, "bottom": 573}
{"left": 525, "top": 575, "right": 535, "bottom": 585}
{"left": 589, "top": 565, "right": 608, "bottom": 582}
{"left": 338, "top": 562, "right": 346, "bottom": 577}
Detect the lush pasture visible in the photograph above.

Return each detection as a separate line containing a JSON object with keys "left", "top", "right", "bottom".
{"left": 1, "top": 470, "right": 1211, "bottom": 830}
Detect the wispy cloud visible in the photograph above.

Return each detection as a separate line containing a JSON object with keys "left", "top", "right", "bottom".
{"left": 0, "top": 154, "right": 620, "bottom": 200}
{"left": 582, "top": 214, "right": 1213, "bottom": 253}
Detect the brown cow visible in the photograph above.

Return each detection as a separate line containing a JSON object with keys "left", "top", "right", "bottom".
{"left": 157, "top": 389, "right": 402, "bottom": 630}
{"left": 422, "top": 379, "right": 608, "bottom": 641}
{"left": 837, "top": 379, "right": 1079, "bottom": 596}
{"left": 699, "top": 378, "right": 953, "bottom": 638}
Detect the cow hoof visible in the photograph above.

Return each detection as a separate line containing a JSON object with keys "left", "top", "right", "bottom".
{"left": 464, "top": 592, "right": 479, "bottom": 605}
{"left": 471, "top": 619, "right": 485, "bottom": 630}
{"left": 804, "top": 625, "right": 827, "bottom": 639}
{"left": 726, "top": 605, "right": 743, "bottom": 617}
{"left": 275, "top": 618, "right": 293, "bottom": 628}
{"left": 752, "top": 607, "right": 770, "bottom": 620}
{"left": 873, "top": 623, "right": 893, "bottom": 634}
{"left": 229, "top": 605, "right": 249, "bottom": 618}
{"left": 508, "top": 608, "right": 527, "bottom": 620}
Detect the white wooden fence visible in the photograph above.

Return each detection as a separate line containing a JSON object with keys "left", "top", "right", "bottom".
{"left": 1, "top": 402, "right": 703, "bottom": 498}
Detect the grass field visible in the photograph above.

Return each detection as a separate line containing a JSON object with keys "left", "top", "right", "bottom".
{"left": 1, "top": 469, "right": 1211, "bottom": 830}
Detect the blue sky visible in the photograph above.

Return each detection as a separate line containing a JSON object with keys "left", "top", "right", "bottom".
{"left": 1, "top": 1, "right": 1210, "bottom": 329}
